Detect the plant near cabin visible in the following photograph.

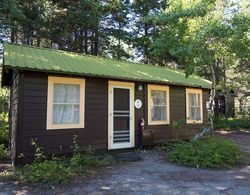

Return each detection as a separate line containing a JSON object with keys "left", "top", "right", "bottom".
{"left": 30, "top": 138, "right": 45, "bottom": 162}
{"left": 214, "top": 117, "right": 250, "bottom": 130}
{"left": 0, "top": 144, "right": 7, "bottom": 159}
{"left": 15, "top": 159, "right": 73, "bottom": 184}
{"left": 0, "top": 113, "right": 8, "bottom": 147}
{"left": 167, "top": 136, "right": 243, "bottom": 168}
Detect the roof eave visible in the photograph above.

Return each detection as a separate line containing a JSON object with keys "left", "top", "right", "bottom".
{"left": 4, "top": 65, "right": 212, "bottom": 89}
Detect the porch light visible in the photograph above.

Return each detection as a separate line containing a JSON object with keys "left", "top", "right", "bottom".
{"left": 137, "top": 84, "right": 143, "bottom": 91}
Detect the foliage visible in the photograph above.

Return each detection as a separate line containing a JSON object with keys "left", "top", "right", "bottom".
{"left": 0, "top": 144, "right": 7, "bottom": 159}
{"left": 15, "top": 159, "right": 73, "bottom": 184}
{"left": 0, "top": 113, "right": 8, "bottom": 146}
{"left": 0, "top": 68, "right": 9, "bottom": 146}
{"left": 214, "top": 117, "right": 250, "bottom": 130}
{"left": 12, "top": 139, "right": 114, "bottom": 184}
{"left": 70, "top": 144, "right": 114, "bottom": 171}
{"left": 167, "top": 136, "right": 243, "bottom": 168}
{"left": 30, "top": 138, "right": 46, "bottom": 163}
{"left": 171, "top": 120, "right": 185, "bottom": 129}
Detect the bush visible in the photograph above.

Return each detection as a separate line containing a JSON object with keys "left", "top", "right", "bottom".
{"left": 0, "top": 74, "right": 9, "bottom": 146}
{"left": 214, "top": 117, "right": 250, "bottom": 130}
{"left": 70, "top": 145, "right": 114, "bottom": 171}
{"left": 70, "top": 153, "right": 113, "bottom": 170}
{"left": 167, "top": 137, "right": 242, "bottom": 168}
{"left": 0, "top": 144, "right": 7, "bottom": 159}
{"left": 0, "top": 113, "right": 8, "bottom": 146}
{"left": 12, "top": 140, "right": 113, "bottom": 184}
{"left": 15, "top": 159, "right": 73, "bottom": 184}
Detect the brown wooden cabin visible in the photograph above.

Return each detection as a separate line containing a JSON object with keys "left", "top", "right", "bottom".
{"left": 1, "top": 43, "right": 211, "bottom": 165}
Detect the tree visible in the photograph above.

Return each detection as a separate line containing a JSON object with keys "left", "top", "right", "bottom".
{"left": 131, "top": 0, "right": 168, "bottom": 63}
{"left": 151, "top": 0, "right": 250, "bottom": 137}
{"left": 101, "top": 0, "right": 131, "bottom": 60}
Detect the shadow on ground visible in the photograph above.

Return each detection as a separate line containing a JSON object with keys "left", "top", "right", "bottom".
{"left": 0, "top": 131, "right": 250, "bottom": 194}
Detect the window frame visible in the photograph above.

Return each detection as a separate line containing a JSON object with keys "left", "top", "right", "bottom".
{"left": 46, "top": 76, "right": 85, "bottom": 130}
{"left": 186, "top": 88, "right": 203, "bottom": 124}
{"left": 147, "top": 84, "right": 170, "bottom": 125}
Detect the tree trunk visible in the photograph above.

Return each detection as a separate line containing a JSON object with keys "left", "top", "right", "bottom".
{"left": 84, "top": 28, "right": 88, "bottom": 54}
{"left": 79, "top": 28, "right": 84, "bottom": 53}
{"left": 93, "top": 29, "right": 99, "bottom": 56}
{"left": 11, "top": 25, "right": 16, "bottom": 43}
{"left": 193, "top": 64, "right": 216, "bottom": 141}
{"left": 144, "top": 22, "right": 149, "bottom": 64}
{"left": 37, "top": 36, "right": 41, "bottom": 47}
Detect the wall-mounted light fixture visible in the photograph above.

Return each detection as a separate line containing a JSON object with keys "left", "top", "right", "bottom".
{"left": 137, "top": 83, "right": 143, "bottom": 91}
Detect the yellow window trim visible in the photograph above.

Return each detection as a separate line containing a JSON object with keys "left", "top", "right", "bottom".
{"left": 46, "top": 76, "right": 85, "bottom": 130}
{"left": 186, "top": 88, "right": 203, "bottom": 124}
{"left": 148, "top": 84, "right": 170, "bottom": 125}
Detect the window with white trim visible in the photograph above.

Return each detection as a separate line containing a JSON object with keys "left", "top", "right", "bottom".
{"left": 148, "top": 85, "right": 170, "bottom": 125}
{"left": 186, "top": 88, "right": 203, "bottom": 124}
{"left": 47, "top": 76, "right": 85, "bottom": 129}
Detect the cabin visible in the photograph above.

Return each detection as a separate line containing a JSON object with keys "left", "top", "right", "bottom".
{"left": 1, "top": 43, "right": 211, "bottom": 165}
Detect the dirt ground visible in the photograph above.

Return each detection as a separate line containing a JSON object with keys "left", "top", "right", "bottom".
{"left": 0, "top": 131, "right": 250, "bottom": 195}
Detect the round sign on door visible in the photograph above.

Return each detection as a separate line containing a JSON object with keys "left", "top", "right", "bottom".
{"left": 134, "top": 99, "right": 142, "bottom": 109}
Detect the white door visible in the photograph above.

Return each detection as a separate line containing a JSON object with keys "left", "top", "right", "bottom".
{"left": 108, "top": 81, "right": 135, "bottom": 149}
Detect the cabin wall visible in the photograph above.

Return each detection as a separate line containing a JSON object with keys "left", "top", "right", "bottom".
{"left": 14, "top": 70, "right": 210, "bottom": 163}
{"left": 9, "top": 70, "right": 19, "bottom": 165}
{"left": 15, "top": 71, "right": 108, "bottom": 163}
{"left": 144, "top": 85, "right": 209, "bottom": 143}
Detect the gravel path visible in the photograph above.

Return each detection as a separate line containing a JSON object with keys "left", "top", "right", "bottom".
{"left": 0, "top": 132, "right": 250, "bottom": 195}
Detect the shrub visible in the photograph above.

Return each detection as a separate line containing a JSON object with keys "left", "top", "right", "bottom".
{"left": 0, "top": 82, "right": 9, "bottom": 146}
{"left": 0, "top": 113, "right": 8, "bottom": 146}
{"left": 0, "top": 144, "right": 7, "bottom": 159}
{"left": 167, "top": 137, "right": 242, "bottom": 168}
{"left": 15, "top": 160, "right": 73, "bottom": 184}
{"left": 214, "top": 117, "right": 250, "bottom": 130}
{"left": 70, "top": 145, "right": 114, "bottom": 170}
{"left": 12, "top": 139, "right": 113, "bottom": 184}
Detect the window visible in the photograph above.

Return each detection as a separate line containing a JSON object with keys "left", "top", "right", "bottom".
{"left": 47, "top": 76, "right": 85, "bottom": 129}
{"left": 186, "top": 88, "right": 203, "bottom": 124}
{"left": 148, "top": 85, "right": 170, "bottom": 125}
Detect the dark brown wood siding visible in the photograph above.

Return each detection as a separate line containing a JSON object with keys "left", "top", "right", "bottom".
{"left": 16, "top": 71, "right": 108, "bottom": 161}
{"left": 134, "top": 84, "right": 145, "bottom": 147}
{"left": 143, "top": 85, "right": 210, "bottom": 144}
{"left": 13, "top": 70, "right": 210, "bottom": 163}
{"left": 9, "top": 70, "right": 19, "bottom": 164}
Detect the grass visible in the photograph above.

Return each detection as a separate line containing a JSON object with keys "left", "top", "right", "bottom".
{"left": 165, "top": 136, "right": 243, "bottom": 169}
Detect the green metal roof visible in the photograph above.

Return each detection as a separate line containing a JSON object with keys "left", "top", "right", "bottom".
{"left": 3, "top": 43, "right": 211, "bottom": 89}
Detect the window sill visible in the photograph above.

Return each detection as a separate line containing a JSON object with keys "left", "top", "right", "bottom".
{"left": 46, "top": 124, "right": 85, "bottom": 130}
{"left": 186, "top": 120, "right": 203, "bottom": 124}
{"left": 148, "top": 121, "right": 170, "bottom": 125}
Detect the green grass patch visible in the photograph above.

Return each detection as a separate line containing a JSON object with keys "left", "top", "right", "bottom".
{"left": 167, "top": 137, "right": 243, "bottom": 169}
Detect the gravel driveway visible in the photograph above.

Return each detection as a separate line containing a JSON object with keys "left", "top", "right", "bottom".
{"left": 1, "top": 132, "right": 250, "bottom": 195}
